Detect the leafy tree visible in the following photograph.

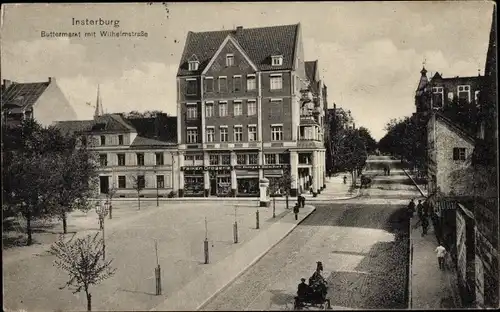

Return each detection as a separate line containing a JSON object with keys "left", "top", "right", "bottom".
{"left": 47, "top": 130, "right": 99, "bottom": 234}
{"left": 124, "top": 110, "right": 167, "bottom": 119}
{"left": 357, "top": 127, "right": 378, "bottom": 155}
{"left": 49, "top": 233, "right": 116, "bottom": 311}
{"left": 131, "top": 174, "right": 145, "bottom": 210}
{"left": 269, "top": 167, "right": 294, "bottom": 209}
{"left": 326, "top": 107, "right": 355, "bottom": 172}
{"left": 331, "top": 128, "right": 368, "bottom": 184}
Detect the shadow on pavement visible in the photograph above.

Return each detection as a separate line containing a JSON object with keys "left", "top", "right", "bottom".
{"left": 269, "top": 289, "right": 296, "bottom": 306}
{"left": 117, "top": 288, "right": 157, "bottom": 296}
{"left": 324, "top": 207, "right": 410, "bottom": 309}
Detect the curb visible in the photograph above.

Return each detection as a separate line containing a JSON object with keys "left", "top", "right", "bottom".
{"left": 402, "top": 168, "right": 427, "bottom": 198}
{"left": 196, "top": 205, "right": 317, "bottom": 311}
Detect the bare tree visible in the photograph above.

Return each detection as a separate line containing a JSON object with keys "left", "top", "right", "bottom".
{"left": 130, "top": 174, "right": 145, "bottom": 210}
{"left": 106, "top": 184, "right": 118, "bottom": 219}
{"left": 49, "top": 233, "right": 116, "bottom": 311}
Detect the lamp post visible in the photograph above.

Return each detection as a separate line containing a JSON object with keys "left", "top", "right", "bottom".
{"left": 95, "top": 200, "right": 110, "bottom": 261}
{"left": 154, "top": 167, "right": 159, "bottom": 207}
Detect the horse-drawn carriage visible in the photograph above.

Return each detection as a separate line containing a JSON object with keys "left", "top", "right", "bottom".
{"left": 293, "top": 262, "right": 331, "bottom": 310}
{"left": 360, "top": 175, "right": 372, "bottom": 189}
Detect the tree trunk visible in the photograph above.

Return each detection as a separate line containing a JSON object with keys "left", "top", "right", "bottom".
{"left": 86, "top": 291, "right": 92, "bottom": 311}
{"left": 62, "top": 211, "right": 67, "bottom": 234}
{"left": 351, "top": 170, "right": 356, "bottom": 186}
{"left": 26, "top": 207, "right": 33, "bottom": 246}
{"left": 138, "top": 194, "right": 141, "bottom": 210}
{"left": 285, "top": 194, "right": 289, "bottom": 210}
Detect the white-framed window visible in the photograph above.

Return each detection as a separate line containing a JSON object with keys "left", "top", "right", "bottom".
{"left": 247, "top": 75, "right": 256, "bottom": 91}
{"left": 99, "top": 154, "right": 108, "bottom": 166}
{"left": 233, "top": 101, "right": 243, "bottom": 116}
{"left": 187, "top": 128, "right": 198, "bottom": 143}
{"left": 265, "top": 154, "right": 276, "bottom": 164}
{"left": 248, "top": 154, "right": 258, "bottom": 164}
{"left": 226, "top": 54, "right": 234, "bottom": 67}
{"left": 452, "top": 147, "right": 466, "bottom": 161}
{"left": 118, "top": 176, "right": 126, "bottom": 188}
{"left": 204, "top": 77, "right": 214, "bottom": 92}
{"left": 188, "top": 61, "right": 199, "bottom": 71}
{"left": 270, "top": 75, "right": 283, "bottom": 90}
{"left": 248, "top": 125, "right": 257, "bottom": 141}
{"left": 206, "top": 127, "right": 215, "bottom": 142}
{"left": 218, "top": 77, "right": 228, "bottom": 93}
{"left": 205, "top": 102, "right": 214, "bottom": 118}
{"left": 271, "top": 55, "right": 283, "bottom": 66}
{"left": 457, "top": 85, "right": 471, "bottom": 103}
{"left": 236, "top": 154, "right": 246, "bottom": 164}
{"left": 219, "top": 101, "right": 228, "bottom": 117}
{"left": 209, "top": 154, "right": 219, "bottom": 165}
{"left": 221, "top": 154, "right": 231, "bottom": 165}
{"left": 432, "top": 86, "right": 444, "bottom": 108}
{"left": 186, "top": 103, "right": 197, "bottom": 119}
{"left": 233, "top": 76, "right": 242, "bottom": 92}
{"left": 234, "top": 126, "right": 243, "bottom": 142}
{"left": 220, "top": 127, "right": 228, "bottom": 142}
{"left": 247, "top": 100, "right": 257, "bottom": 116}
{"left": 136, "top": 153, "right": 145, "bottom": 166}
{"left": 186, "top": 79, "right": 198, "bottom": 95}
{"left": 271, "top": 125, "right": 283, "bottom": 141}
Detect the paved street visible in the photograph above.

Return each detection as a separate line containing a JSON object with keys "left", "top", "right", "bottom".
{"left": 3, "top": 201, "right": 296, "bottom": 312}
{"left": 201, "top": 157, "right": 422, "bottom": 310}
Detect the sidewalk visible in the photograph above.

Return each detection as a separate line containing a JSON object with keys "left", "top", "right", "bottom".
{"left": 302, "top": 172, "right": 360, "bottom": 200}
{"left": 410, "top": 216, "right": 462, "bottom": 309}
{"left": 151, "top": 205, "right": 316, "bottom": 311}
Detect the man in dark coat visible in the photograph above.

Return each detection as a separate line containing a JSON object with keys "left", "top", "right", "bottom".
{"left": 408, "top": 199, "right": 416, "bottom": 218}
{"left": 293, "top": 203, "right": 300, "bottom": 220}
{"left": 297, "top": 278, "right": 309, "bottom": 300}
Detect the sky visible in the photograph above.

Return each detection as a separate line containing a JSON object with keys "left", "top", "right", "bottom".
{"left": 0, "top": 2, "right": 495, "bottom": 140}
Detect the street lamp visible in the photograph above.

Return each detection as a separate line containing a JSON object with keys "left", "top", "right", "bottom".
{"left": 154, "top": 167, "right": 159, "bottom": 207}
{"left": 95, "top": 200, "right": 110, "bottom": 261}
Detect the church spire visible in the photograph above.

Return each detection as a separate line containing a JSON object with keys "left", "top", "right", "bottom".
{"left": 94, "top": 84, "right": 103, "bottom": 119}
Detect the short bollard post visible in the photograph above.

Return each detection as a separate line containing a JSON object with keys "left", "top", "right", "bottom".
{"left": 256, "top": 209, "right": 260, "bottom": 229}
{"left": 155, "top": 265, "right": 162, "bottom": 295}
{"left": 204, "top": 238, "right": 209, "bottom": 264}
{"left": 233, "top": 222, "right": 238, "bottom": 243}
{"left": 273, "top": 198, "right": 276, "bottom": 218}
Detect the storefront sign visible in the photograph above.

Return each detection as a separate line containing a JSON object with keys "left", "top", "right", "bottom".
{"left": 182, "top": 164, "right": 290, "bottom": 171}
{"left": 181, "top": 165, "right": 232, "bottom": 171}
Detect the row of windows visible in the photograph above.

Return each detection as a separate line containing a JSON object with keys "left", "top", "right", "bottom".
{"left": 185, "top": 75, "right": 283, "bottom": 95}
{"left": 188, "top": 54, "right": 283, "bottom": 71}
{"left": 116, "top": 175, "right": 165, "bottom": 189}
{"left": 99, "top": 135, "right": 124, "bottom": 146}
{"left": 186, "top": 125, "right": 283, "bottom": 143}
{"left": 99, "top": 152, "right": 164, "bottom": 167}
{"left": 193, "top": 153, "right": 288, "bottom": 165}
{"left": 186, "top": 100, "right": 258, "bottom": 119}
{"left": 431, "top": 85, "right": 479, "bottom": 107}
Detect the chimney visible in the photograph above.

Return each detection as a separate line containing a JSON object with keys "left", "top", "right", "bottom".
{"left": 3, "top": 79, "right": 12, "bottom": 90}
{"left": 236, "top": 26, "right": 243, "bottom": 32}
{"left": 48, "top": 77, "right": 56, "bottom": 84}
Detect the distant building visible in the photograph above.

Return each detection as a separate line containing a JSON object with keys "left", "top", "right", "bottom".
{"left": 55, "top": 88, "right": 178, "bottom": 198}
{"left": 1, "top": 77, "right": 77, "bottom": 127}
{"left": 175, "top": 23, "right": 326, "bottom": 198}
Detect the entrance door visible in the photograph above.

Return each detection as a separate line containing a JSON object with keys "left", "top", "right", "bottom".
{"left": 210, "top": 178, "right": 217, "bottom": 196}
{"left": 100, "top": 176, "right": 109, "bottom": 194}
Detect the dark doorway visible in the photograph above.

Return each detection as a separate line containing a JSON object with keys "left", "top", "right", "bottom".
{"left": 100, "top": 176, "right": 109, "bottom": 194}
{"left": 210, "top": 178, "right": 216, "bottom": 196}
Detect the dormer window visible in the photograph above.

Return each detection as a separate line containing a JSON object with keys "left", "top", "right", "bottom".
{"left": 226, "top": 54, "right": 234, "bottom": 67}
{"left": 188, "top": 61, "right": 199, "bottom": 71}
{"left": 188, "top": 54, "right": 199, "bottom": 71}
{"left": 272, "top": 55, "right": 283, "bottom": 66}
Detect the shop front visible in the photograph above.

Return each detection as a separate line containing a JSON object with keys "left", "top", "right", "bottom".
{"left": 209, "top": 170, "right": 232, "bottom": 197}
{"left": 235, "top": 167, "right": 259, "bottom": 197}
{"left": 183, "top": 169, "right": 204, "bottom": 197}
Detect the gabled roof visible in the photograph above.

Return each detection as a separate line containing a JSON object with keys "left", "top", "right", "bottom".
{"left": 434, "top": 111, "right": 476, "bottom": 143}
{"left": 177, "top": 24, "right": 299, "bottom": 76}
{"left": 1, "top": 81, "right": 50, "bottom": 110}
{"left": 131, "top": 136, "right": 176, "bottom": 147}
{"left": 54, "top": 114, "right": 136, "bottom": 134}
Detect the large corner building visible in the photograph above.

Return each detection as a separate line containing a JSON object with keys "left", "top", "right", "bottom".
{"left": 176, "top": 24, "right": 326, "bottom": 197}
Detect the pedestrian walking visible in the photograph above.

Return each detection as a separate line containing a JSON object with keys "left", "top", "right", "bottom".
{"left": 435, "top": 244, "right": 447, "bottom": 270}
{"left": 343, "top": 175, "right": 347, "bottom": 184}
{"left": 387, "top": 167, "right": 391, "bottom": 176}
{"left": 416, "top": 200, "right": 424, "bottom": 220}
{"left": 293, "top": 203, "right": 300, "bottom": 220}
{"left": 383, "top": 167, "right": 387, "bottom": 176}
{"left": 421, "top": 216, "right": 429, "bottom": 236}
{"left": 408, "top": 199, "right": 416, "bottom": 218}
